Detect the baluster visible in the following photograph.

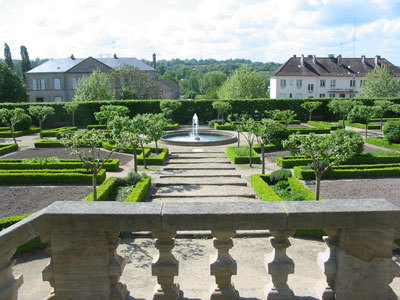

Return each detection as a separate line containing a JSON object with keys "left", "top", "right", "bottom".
{"left": 41, "top": 232, "right": 55, "bottom": 299}
{"left": 107, "top": 232, "right": 128, "bottom": 299}
{"left": 210, "top": 230, "right": 239, "bottom": 300}
{"left": 316, "top": 229, "right": 338, "bottom": 300}
{"left": 265, "top": 230, "right": 295, "bottom": 300}
{"left": 152, "top": 231, "right": 182, "bottom": 300}
{"left": 0, "top": 247, "right": 23, "bottom": 300}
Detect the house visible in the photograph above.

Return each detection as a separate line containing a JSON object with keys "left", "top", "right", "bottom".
{"left": 25, "top": 54, "right": 179, "bottom": 102}
{"left": 270, "top": 55, "right": 400, "bottom": 99}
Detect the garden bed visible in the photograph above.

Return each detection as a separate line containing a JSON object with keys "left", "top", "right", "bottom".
{"left": 366, "top": 137, "right": 400, "bottom": 151}
{"left": 226, "top": 145, "right": 261, "bottom": 164}
{"left": 0, "top": 144, "right": 18, "bottom": 155}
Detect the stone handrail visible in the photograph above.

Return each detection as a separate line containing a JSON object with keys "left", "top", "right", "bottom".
{"left": 1, "top": 198, "right": 400, "bottom": 300}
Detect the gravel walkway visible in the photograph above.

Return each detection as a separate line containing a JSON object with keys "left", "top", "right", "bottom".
{"left": 0, "top": 186, "right": 92, "bottom": 218}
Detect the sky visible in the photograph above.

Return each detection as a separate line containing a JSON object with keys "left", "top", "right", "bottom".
{"left": 1, "top": 0, "right": 400, "bottom": 64}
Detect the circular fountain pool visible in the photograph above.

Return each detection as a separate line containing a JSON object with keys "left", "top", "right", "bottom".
{"left": 161, "top": 130, "right": 237, "bottom": 146}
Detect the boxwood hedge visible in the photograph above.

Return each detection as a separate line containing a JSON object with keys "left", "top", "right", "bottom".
{"left": 0, "top": 144, "right": 18, "bottom": 155}
{"left": 0, "top": 127, "right": 40, "bottom": 138}
{"left": 339, "top": 120, "right": 381, "bottom": 130}
{"left": 226, "top": 146, "right": 261, "bottom": 164}
{"left": 365, "top": 137, "right": 400, "bottom": 151}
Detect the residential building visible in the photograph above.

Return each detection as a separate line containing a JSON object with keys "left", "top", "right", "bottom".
{"left": 25, "top": 54, "right": 179, "bottom": 102}
{"left": 270, "top": 54, "right": 400, "bottom": 99}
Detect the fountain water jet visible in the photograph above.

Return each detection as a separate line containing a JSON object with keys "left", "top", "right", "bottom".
{"left": 191, "top": 113, "right": 200, "bottom": 140}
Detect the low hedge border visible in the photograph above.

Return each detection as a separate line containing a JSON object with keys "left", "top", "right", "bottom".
{"left": 250, "top": 174, "right": 324, "bottom": 238}
{"left": 214, "top": 120, "right": 301, "bottom": 131}
{"left": 370, "top": 118, "right": 400, "bottom": 122}
{"left": 0, "top": 159, "right": 119, "bottom": 172}
{"left": 339, "top": 120, "right": 381, "bottom": 130}
{"left": 125, "top": 176, "right": 152, "bottom": 202}
{"left": 34, "top": 140, "right": 64, "bottom": 148}
{"left": 253, "top": 143, "right": 282, "bottom": 153}
{"left": 164, "top": 123, "right": 179, "bottom": 130}
{"left": 42, "top": 126, "right": 78, "bottom": 137}
{"left": 0, "top": 215, "right": 47, "bottom": 254}
{"left": 137, "top": 147, "right": 169, "bottom": 165}
{"left": 288, "top": 127, "right": 330, "bottom": 134}
{"left": 276, "top": 153, "right": 400, "bottom": 168}
{"left": 307, "top": 121, "right": 340, "bottom": 130}
{"left": 0, "top": 168, "right": 106, "bottom": 185}
{"left": 226, "top": 146, "right": 261, "bottom": 164}
{"left": 0, "top": 127, "right": 40, "bottom": 138}
{"left": 102, "top": 141, "right": 147, "bottom": 155}
{"left": 85, "top": 177, "right": 119, "bottom": 201}
{"left": 0, "top": 144, "right": 18, "bottom": 155}
{"left": 87, "top": 124, "right": 107, "bottom": 130}
{"left": 294, "top": 164, "right": 400, "bottom": 180}
{"left": 365, "top": 137, "right": 400, "bottom": 151}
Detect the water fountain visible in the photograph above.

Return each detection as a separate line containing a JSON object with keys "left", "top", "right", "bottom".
{"left": 161, "top": 114, "right": 237, "bottom": 146}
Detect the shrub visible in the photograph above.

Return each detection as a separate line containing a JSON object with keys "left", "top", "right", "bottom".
{"left": 269, "top": 169, "right": 292, "bottom": 184}
{"left": 125, "top": 176, "right": 151, "bottom": 202}
{"left": 226, "top": 146, "right": 261, "bottom": 164}
{"left": 365, "top": 137, "right": 400, "bottom": 151}
{"left": 383, "top": 121, "right": 400, "bottom": 143}
{"left": 0, "top": 144, "right": 18, "bottom": 155}
{"left": 85, "top": 177, "right": 119, "bottom": 201}
{"left": 14, "top": 113, "right": 32, "bottom": 131}
{"left": 331, "top": 129, "right": 364, "bottom": 155}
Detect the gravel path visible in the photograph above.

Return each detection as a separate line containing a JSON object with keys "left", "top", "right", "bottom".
{"left": 0, "top": 186, "right": 92, "bottom": 218}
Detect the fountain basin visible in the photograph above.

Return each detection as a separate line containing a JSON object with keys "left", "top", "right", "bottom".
{"left": 161, "top": 130, "right": 237, "bottom": 146}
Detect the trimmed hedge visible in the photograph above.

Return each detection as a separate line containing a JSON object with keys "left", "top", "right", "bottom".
{"left": 250, "top": 174, "right": 282, "bottom": 202}
{"left": 214, "top": 123, "right": 235, "bottom": 130}
{"left": 365, "top": 137, "right": 400, "bottom": 151}
{"left": 253, "top": 143, "right": 282, "bottom": 153}
{"left": 307, "top": 121, "right": 340, "bottom": 130}
{"left": 0, "top": 158, "right": 119, "bottom": 172}
{"left": 276, "top": 153, "right": 400, "bottom": 168}
{"left": 164, "top": 123, "right": 179, "bottom": 130}
{"left": 294, "top": 164, "right": 400, "bottom": 180}
{"left": 0, "top": 215, "right": 47, "bottom": 254}
{"left": 0, "top": 168, "right": 106, "bottom": 185}
{"left": 137, "top": 147, "right": 169, "bottom": 165}
{"left": 370, "top": 118, "right": 400, "bottom": 122}
{"left": 85, "top": 177, "right": 119, "bottom": 201}
{"left": 0, "top": 127, "right": 40, "bottom": 138}
{"left": 339, "top": 120, "right": 381, "bottom": 130}
{"left": 288, "top": 127, "right": 330, "bottom": 134}
{"left": 87, "top": 124, "right": 107, "bottom": 130}
{"left": 42, "top": 126, "right": 78, "bottom": 137}
{"left": 226, "top": 146, "right": 261, "bottom": 164}
{"left": 125, "top": 176, "right": 152, "bottom": 202}
{"left": 0, "top": 144, "right": 18, "bottom": 155}
{"left": 34, "top": 140, "right": 64, "bottom": 148}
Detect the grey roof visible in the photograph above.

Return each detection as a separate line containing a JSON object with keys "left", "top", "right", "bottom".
{"left": 27, "top": 57, "right": 155, "bottom": 73}
{"left": 271, "top": 55, "right": 400, "bottom": 77}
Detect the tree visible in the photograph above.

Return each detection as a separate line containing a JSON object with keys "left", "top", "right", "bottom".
{"left": 0, "top": 108, "right": 25, "bottom": 144}
{"left": 348, "top": 105, "right": 380, "bottom": 137}
{"left": 109, "top": 65, "right": 160, "bottom": 99}
{"left": 146, "top": 114, "right": 168, "bottom": 154}
{"left": 218, "top": 67, "right": 266, "bottom": 99}
{"left": 301, "top": 101, "right": 322, "bottom": 121}
{"left": 328, "top": 99, "right": 356, "bottom": 128}
{"left": 64, "top": 102, "right": 79, "bottom": 126}
{"left": 4, "top": 43, "right": 14, "bottom": 70}
{"left": 360, "top": 65, "right": 400, "bottom": 97}
{"left": 28, "top": 106, "right": 55, "bottom": 138}
{"left": 199, "top": 71, "right": 227, "bottom": 95}
{"left": 0, "top": 62, "right": 28, "bottom": 102}
{"left": 20, "top": 45, "right": 31, "bottom": 75}
{"left": 255, "top": 119, "right": 289, "bottom": 174}
{"left": 212, "top": 101, "right": 232, "bottom": 121}
{"left": 73, "top": 70, "right": 114, "bottom": 101}
{"left": 236, "top": 116, "right": 258, "bottom": 167}
{"left": 374, "top": 100, "right": 393, "bottom": 130}
{"left": 272, "top": 109, "right": 296, "bottom": 127}
{"left": 227, "top": 113, "right": 242, "bottom": 146}
{"left": 61, "top": 130, "right": 115, "bottom": 201}
{"left": 283, "top": 130, "right": 364, "bottom": 200}
{"left": 160, "top": 100, "right": 181, "bottom": 123}
{"left": 94, "top": 105, "right": 130, "bottom": 129}
{"left": 134, "top": 114, "right": 152, "bottom": 169}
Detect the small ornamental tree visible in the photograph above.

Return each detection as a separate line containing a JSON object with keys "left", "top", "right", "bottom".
{"left": 146, "top": 113, "right": 168, "bottom": 154}
{"left": 212, "top": 100, "right": 232, "bottom": 121}
{"left": 133, "top": 114, "right": 152, "bottom": 169}
{"left": 61, "top": 129, "right": 115, "bottom": 202}
{"left": 283, "top": 130, "right": 364, "bottom": 200}
{"left": 301, "top": 101, "right": 322, "bottom": 121}
{"left": 255, "top": 119, "right": 289, "bottom": 174}
{"left": 94, "top": 105, "right": 130, "bottom": 129}
{"left": 0, "top": 108, "right": 25, "bottom": 145}
{"left": 64, "top": 102, "right": 79, "bottom": 126}
{"left": 328, "top": 99, "right": 356, "bottom": 128}
{"left": 348, "top": 105, "right": 380, "bottom": 137}
{"left": 236, "top": 116, "right": 258, "bottom": 167}
{"left": 28, "top": 105, "right": 55, "bottom": 138}
{"left": 227, "top": 113, "right": 242, "bottom": 146}
{"left": 74, "top": 70, "right": 114, "bottom": 101}
{"left": 272, "top": 109, "right": 296, "bottom": 127}
{"left": 360, "top": 65, "right": 400, "bottom": 98}
{"left": 383, "top": 121, "right": 400, "bottom": 143}
{"left": 160, "top": 100, "right": 181, "bottom": 123}
{"left": 374, "top": 100, "right": 393, "bottom": 130}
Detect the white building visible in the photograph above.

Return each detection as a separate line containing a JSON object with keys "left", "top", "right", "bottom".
{"left": 270, "top": 55, "right": 400, "bottom": 99}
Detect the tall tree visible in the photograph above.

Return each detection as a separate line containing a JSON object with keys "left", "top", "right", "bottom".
{"left": 94, "top": 105, "right": 130, "bottom": 129}
{"left": 20, "top": 45, "right": 31, "bottom": 75}
{"left": 4, "top": 43, "right": 14, "bottom": 70}
{"left": 74, "top": 70, "right": 114, "bottom": 101}
{"left": 0, "top": 62, "right": 28, "bottom": 102}
{"left": 360, "top": 65, "right": 400, "bottom": 97}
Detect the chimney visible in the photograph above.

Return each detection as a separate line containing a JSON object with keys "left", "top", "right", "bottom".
{"left": 70, "top": 54, "right": 75, "bottom": 60}
{"left": 361, "top": 55, "right": 366, "bottom": 64}
{"left": 293, "top": 54, "right": 296, "bottom": 57}
{"left": 312, "top": 55, "right": 316, "bottom": 64}
{"left": 300, "top": 54, "right": 304, "bottom": 67}
{"left": 113, "top": 53, "right": 118, "bottom": 59}
{"left": 152, "top": 53, "right": 157, "bottom": 69}
{"left": 337, "top": 54, "right": 342, "bottom": 66}
{"left": 375, "top": 55, "right": 380, "bottom": 67}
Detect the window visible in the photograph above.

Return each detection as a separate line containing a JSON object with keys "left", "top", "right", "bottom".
{"left": 289, "top": 79, "right": 293, "bottom": 86}
{"left": 36, "top": 97, "right": 44, "bottom": 102}
{"left": 280, "top": 79, "right": 286, "bottom": 88}
{"left": 320, "top": 80, "right": 325, "bottom": 87}
{"left": 295, "top": 93, "right": 302, "bottom": 98}
{"left": 330, "top": 94, "right": 335, "bottom": 98}
{"left": 280, "top": 93, "right": 287, "bottom": 98}
{"left": 330, "top": 80, "right": 336, "bottom": 87}
{"left": 32, "top": 79, "right": 37, "bottom": 90}
{"left": 340, "top": 94, "right": 346, "bottom": 98}
{"left": 54, "top": 97, "right": 62, "bottom": 102}
{"left": 320, "top": 93, "right": 325, "bottom": 98}
{"left": 72, "top": 78, "right": 77, "bottom": 89}
{"left": 289, "top": 93, "right": 292, "bottom": 98}
{"left": 360, "top": 80, "right": 363, "bottom": 87}
{"left": 296, "top": 80, "right": 302, "bottom": 88}
{"left": 32, "top": 79, "right": 45, "bottom": 90}
{"left": 54, "top": 78, "right": 61, "bottom": 90}
{"left": 350, "top": 80, "right": 356, "bottom": 87}
{"left": 308, "top": 84, "right": 314, "bottom": 92}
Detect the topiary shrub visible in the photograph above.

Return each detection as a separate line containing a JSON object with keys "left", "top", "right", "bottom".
{"left": 14, "top": 113, "right": 32, "bottom": 131}
{"left": 269, "top": 169, "right": 292, "bottom": 184}
{"left": 383, "top": 121, "right": 400, "bottom": 143}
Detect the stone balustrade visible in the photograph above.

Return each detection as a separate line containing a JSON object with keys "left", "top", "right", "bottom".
{"left": 0, "top": 198, "right": 400, "bottom": 300}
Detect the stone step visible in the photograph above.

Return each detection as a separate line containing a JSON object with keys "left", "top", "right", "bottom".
{"left": 164, "top": 163, "right": 236, "bottom": 170}
{"left": 171, "top": 151, "right": 224, "bottom": 154}
{"left": 155, "top": 177, "right": 247, "bottom": 186}
{"left": 169, "top": 154, "right": 227, "bottom": 159}
{"left": 158, "top": 169, "right": 240, "bottom": 176}
{"left": 151, "top": 185, "right": 256, "bottom": 198}
{"left": 151, "top": 196, "right": 260, "bottom": 202}
{"left": 159, "top": 173, "right": 242, "bottom": 178}
{"left": 167, "top": 158, "right": 231, "bottom": 164}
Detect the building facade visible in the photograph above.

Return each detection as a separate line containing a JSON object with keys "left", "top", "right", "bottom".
{"left": 270, "top": 55, "right": 400, "bottom": 99}
{"left": 25, "top": 55, "right": 178, "bottom": 102}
